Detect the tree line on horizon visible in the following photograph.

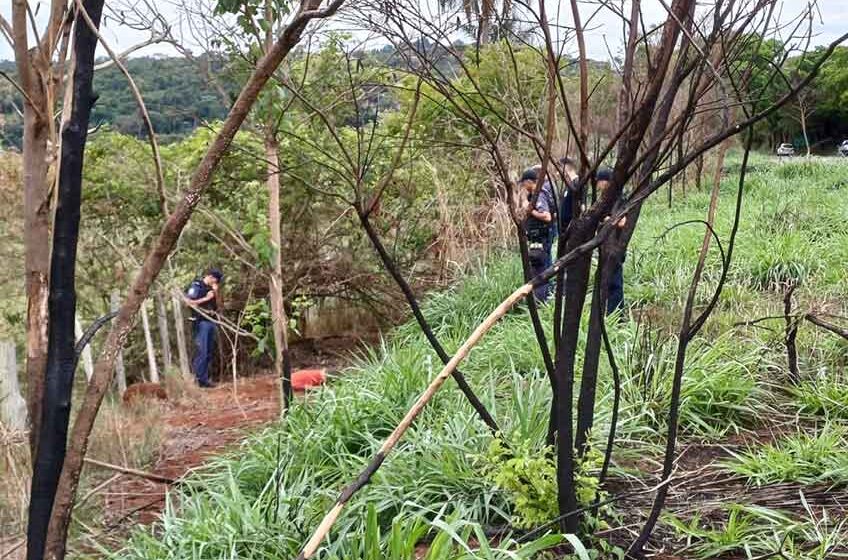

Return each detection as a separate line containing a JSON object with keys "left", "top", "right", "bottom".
{"left": 2, "top": 42, "right": 848, "bottom": 152}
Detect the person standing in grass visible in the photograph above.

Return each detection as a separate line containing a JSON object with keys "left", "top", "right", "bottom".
{"left": 185, "top": 268, "right": 223, "bottom": 388}
{"left": 558, "top": 157, "right": 581, "bottom": 234}
{"left": 519, "top": 167, "right": 556, "bottom": 302}
{"left": 596, "top": 168, "right": 626, "bottom": 315}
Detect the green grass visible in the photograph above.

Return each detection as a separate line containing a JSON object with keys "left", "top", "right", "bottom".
{"left": 793, "top": 372, "right": 848, "bottom": 419}
{"left": 117, "top": 257, "right": 563, "bottom": 559}
{"left": 663, "top": 504, "right": 848, "bottom": 560}
{"left": 612, "top": 327, "right": 766, "bottom": 439}
{"left": 118, "top": 154, "right": 848, "bottom": 559}
{"left": 725, "top": 424, "right": 848, "bottom": 486}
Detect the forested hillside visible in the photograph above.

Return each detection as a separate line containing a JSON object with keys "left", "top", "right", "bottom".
{"left": 0, "top": 56, "right": 230, "bottom": 146}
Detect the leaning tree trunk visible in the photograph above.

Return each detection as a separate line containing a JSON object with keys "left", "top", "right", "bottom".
{"left": 359, "top": 212, "right": 500, "bottom": 433}
{"left": 26, "top": 2, "right": 104, "bottom": 557}
{"left": 43, "top": 2, "right": 342, "bottom": 554}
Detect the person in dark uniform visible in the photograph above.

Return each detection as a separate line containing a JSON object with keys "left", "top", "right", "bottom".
{"left": 519, "top": 167, "right": 556, "bottom": 302}
{"left": 184, "top": 268, "right": 223, "bottom": 388}
{"left": 558, "top": 157, "right": 581, "bottom": 234}
{"left": 595, "top": 168, "right": 626, "bottom": 315}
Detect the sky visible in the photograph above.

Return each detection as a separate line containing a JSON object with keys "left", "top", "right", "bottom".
{"left": 1, "top": 0, "right": 846, "bottom": 62}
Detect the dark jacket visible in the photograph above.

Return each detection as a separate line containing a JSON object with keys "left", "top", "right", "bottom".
{"left": 186, "top": 279, "right": 217, "bottom": 319}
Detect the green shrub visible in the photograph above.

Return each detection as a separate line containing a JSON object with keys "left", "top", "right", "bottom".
{"left": 479, "top": 438, "right": 605, "bottom": 531}
{"left": 479, "top": 438, "right": 557, "bottom": 529}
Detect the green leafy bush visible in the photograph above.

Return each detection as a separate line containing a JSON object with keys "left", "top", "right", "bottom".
{"left": 479, "top": 438, "right": 604, "bottom": 531}
{"left": 479, "top": 438, "right": 557, "bottom": 529}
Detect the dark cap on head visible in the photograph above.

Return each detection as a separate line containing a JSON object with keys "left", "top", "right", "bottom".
{"left": 595, "top": 167, "right": 613, "bottom": 182}
{"left": 519, "top": 167, "right": 539, "bottom": 183}
{"left": 206, "top": 268, "right": 224, "bottom": 283}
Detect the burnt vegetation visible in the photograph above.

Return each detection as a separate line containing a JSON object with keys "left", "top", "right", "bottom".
{"left": 1, "top": 0, "right": 847, "bottom": 559}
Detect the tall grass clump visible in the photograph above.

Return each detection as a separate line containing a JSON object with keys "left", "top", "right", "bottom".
{"left": 725, "top": 424, "right": 848, "bottom": 486}
{"left": 793, "top": 369, "right": 848, "bottom": 420}
{"left": 617, "top": 331, "right": 764, "bottom": 439}
{"left": 396, "top": 257, "right": 525, "bottom": 341}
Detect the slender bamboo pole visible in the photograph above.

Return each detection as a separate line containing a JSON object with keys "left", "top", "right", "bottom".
{"left": 140, "top": 300, "right": 159, "bottom": 383}
{"left": 111, "top": 292, "right": 126, "bottom": 394}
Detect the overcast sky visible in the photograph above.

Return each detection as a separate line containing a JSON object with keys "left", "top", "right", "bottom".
{"left": 1, "top": 0, "right": 846, "bottom": 62}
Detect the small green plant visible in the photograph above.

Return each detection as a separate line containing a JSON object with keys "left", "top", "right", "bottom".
{"left": 241, "top": 297, "right": 273, "bottom": 357}
{"left": 479, "top": 438, "right": 605, "bottom": 531}
{"left": 242, "top": 295, "right": 315, "bottom": 354}
{"left": 287, "top": 294, "right": 313, "bottom": 335}
{"left": 480, "top": 438, "right": 557, "bottom": 529}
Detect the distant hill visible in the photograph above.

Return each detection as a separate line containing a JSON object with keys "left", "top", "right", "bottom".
{"left": 0, "top": 56, "right": 231, "bottom": 148}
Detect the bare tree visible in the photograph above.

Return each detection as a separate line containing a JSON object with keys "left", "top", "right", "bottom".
{"left": 36, "top": 0, "right": 346, "bottom": 556}
{"left": 263, "top": 0, "right": 295, "bottom": 414}
{"left": 287, "top": 0, "right": 847, "bottom": 556}
{"left": 3, "top": 0, "right": 71, "bottom": 460}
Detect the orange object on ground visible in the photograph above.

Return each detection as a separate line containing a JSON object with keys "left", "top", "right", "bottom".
{"left": 291, "top": 369, "right": 326, "bottom": 390}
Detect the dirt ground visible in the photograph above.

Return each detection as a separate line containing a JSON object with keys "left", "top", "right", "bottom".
{"left": 102, "top": 374, "right": 281, "bottom": 525}
{"left": 100, "top": 335, "right": 370, "bottom": 528}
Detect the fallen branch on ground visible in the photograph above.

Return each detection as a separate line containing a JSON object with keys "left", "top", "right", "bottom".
{"left": 83, "top": 458, "right": 176, "bottom": 484}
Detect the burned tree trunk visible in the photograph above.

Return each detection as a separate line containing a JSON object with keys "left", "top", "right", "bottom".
{"left": 553, "top": 248, "right": 592, "bottom": 533}
{"left": 574, "top": 245, "right": 614, "bottom": 457}
{"left": 784, "top": 284, "right": 800, "bottom": 384}
{"left": 359, "top": 212, "right": 500, "bottom": 433}
{"left": 26, "top": 3, "right": 105, "bottom": 558}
